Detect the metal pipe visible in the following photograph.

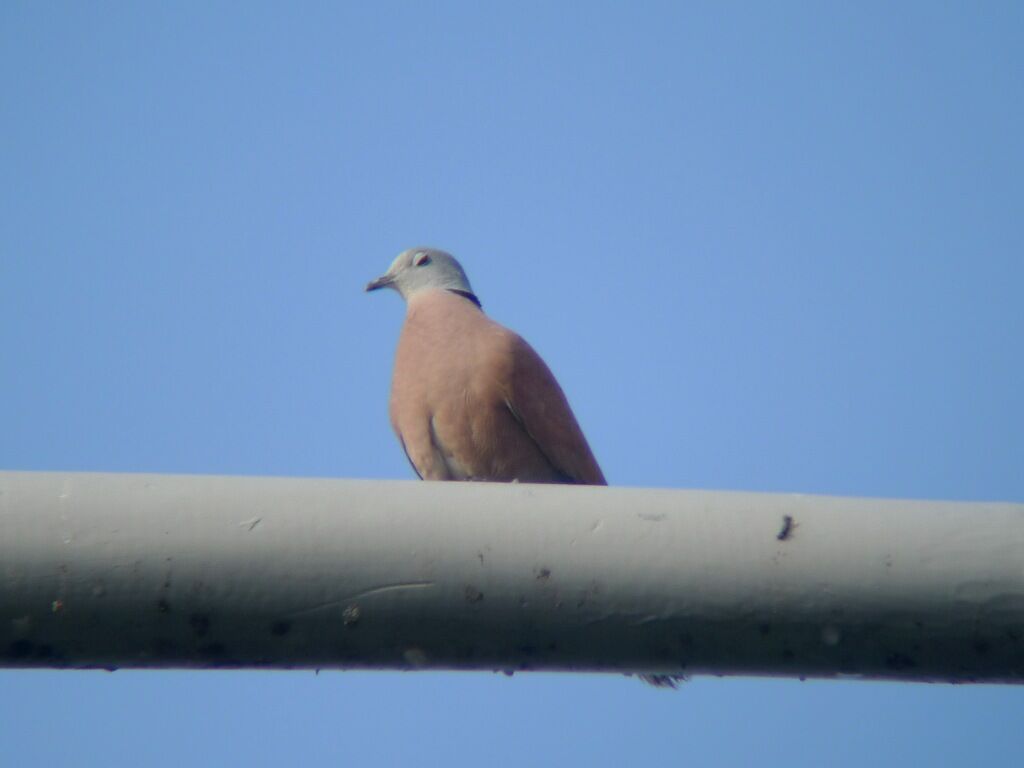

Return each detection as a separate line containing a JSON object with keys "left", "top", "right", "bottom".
{"left": 1, "top": 471, "right": 1022, "bottom": 682}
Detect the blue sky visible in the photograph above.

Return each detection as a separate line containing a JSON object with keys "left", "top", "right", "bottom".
{"left": 2, "top": 2, "right": 1022, "bottom": 765}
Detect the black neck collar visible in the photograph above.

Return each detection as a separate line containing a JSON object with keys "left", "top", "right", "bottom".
{"left": 448, "top": 289, "right": 482, "bottom": 309}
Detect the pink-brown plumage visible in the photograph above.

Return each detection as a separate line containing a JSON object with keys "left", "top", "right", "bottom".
{"left": 389, "top": 289, "right": 605, "bottom": 485}
{"left": 367, "top": 247, "right": 604, "bottom": 486}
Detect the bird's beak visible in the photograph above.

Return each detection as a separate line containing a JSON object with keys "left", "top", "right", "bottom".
{"left": 365, "top": 273, "right": 395, "bottom": 292}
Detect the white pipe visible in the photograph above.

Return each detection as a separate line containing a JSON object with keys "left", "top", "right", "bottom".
{"left": 1, "top": 471, "right": 1022, "bottom": 682}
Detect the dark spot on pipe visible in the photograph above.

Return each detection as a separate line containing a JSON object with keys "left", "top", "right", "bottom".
{"left": 156, "top": 599, "right": 171, "bottom": 614}
{"left": 535, "top": 567, "right": 551, "bottom": 581}
{"left": 782, "top": 648, "right": 795, "bottom": 662}
{"left": 464, "top": 585, "right": 484, "bottom": 603}
{"left": 639, "top": 512, "right": 667, "bottom": 522}
{"left": 758, "top": 623, "right": 772, "bottom": 636}
{"left": 777, "top": 515, "right": 795, "bottom": 541}
{"left": 189, "top": 613, "right": 210, "bottom": 637}
{"left": 974, "top": 640, "right": 991, "bottom": 656}
{"left": 477, "top": 552, "right": 484, "bottom": 564}
{"left": 678, "top": 633, "right": 694, "bottom": 649}
{"left": 885, "top": 652, "right": 917, "bottom": 670}
{"left": 342, "top": 604, "right": 361, "bottom": 627}
{"left": 271, "top": 620, "right": 291, "bottom": 637}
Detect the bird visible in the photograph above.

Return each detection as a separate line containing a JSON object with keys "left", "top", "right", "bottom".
{"left": 365, "top": 247, "right": 606, "bottom": 486}
{"left": 366, "top": 247, "right": 681, "bottom": 689}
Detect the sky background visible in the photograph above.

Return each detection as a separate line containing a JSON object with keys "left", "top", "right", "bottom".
{"left": 2, "top": 2, "right": 1022, "bottom": 765}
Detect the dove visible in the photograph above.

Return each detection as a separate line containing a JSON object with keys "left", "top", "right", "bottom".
{"left": 366, "top": 247, "right": 606, "bottom": 486}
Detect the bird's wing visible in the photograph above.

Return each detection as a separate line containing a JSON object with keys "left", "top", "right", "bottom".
{"left": 501, "top": 334, "right": 606, "bottom": 486}
{"left": 397, "top": 435, "right": 424, "bottom": 480}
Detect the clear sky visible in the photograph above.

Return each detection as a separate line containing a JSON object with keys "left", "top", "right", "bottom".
{"left": 2, "top": 2, "right": 1022, "bottom": 765}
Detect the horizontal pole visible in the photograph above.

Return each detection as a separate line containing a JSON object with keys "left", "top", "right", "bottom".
{"left": 1, "top": 471, "right": 1022, "bottom": 683}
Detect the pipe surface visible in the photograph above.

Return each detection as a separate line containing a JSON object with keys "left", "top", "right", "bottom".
{"left": 1, "top": 471, "right": 1022, "bottom": 682}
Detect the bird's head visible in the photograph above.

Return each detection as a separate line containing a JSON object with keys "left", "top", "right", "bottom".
{"left": 366, "top": 247, "right": 480, "bottom": 306}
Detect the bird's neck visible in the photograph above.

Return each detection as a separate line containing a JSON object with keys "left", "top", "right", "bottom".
{"left": 447, "top": 289, "right": 482, "bottom": 309}
{"left": 405, "top": 288, "right": 485, "bottom": 321}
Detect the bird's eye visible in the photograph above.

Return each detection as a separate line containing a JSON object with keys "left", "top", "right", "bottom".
{"left": 414, "top": 252, "right": 431, "bottom": 267}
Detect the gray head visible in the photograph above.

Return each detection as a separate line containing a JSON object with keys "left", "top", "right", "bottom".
{"left": 366, "top": 247, "right": 480, "bottom": 307}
